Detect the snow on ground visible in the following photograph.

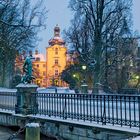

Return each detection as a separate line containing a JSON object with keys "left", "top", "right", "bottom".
{"left": 37, "top": 87, "right": 75, "bottom": 94}
{"left": 132, "top": 136, "right": 140, "bottom": 140}
{"left": 126, "top": 136, "right": 140, "bottom": 140}
{"left": 0, "top": 86, "right": 75, "bottom": 94}
{"left": 0, "top": 87, "right": 16, "bottom": 92}
{"left": 28, "top": 114, "right": 140, "bottom": 134}
{"left": 26, "top": 123, "right": 39, "bottom": 127}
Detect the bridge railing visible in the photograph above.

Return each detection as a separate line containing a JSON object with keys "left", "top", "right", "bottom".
{"left": 0, "top": 91, "right": 140, "bottom": 129}
{"left": 0, "top": 91, "right": 16, "bottom": 111}
{"left": 34, "top": 93, "right": 140, "bottom": 129}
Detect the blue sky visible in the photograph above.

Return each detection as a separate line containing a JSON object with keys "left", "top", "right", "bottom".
{"left": 132, "top": 0, "right": 140, "bottom": 32}
{"left": 36, "top": 0, "right": 73, "bottom": 54}
{"left": 37, "top": 0, "right": 140, "bottom": 54}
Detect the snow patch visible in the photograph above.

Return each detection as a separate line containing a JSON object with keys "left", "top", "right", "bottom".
{"left": 0, "top": 87, "right": 16, "bottom": 92}
{"left": 16, "top": 83, "right": 38, "bottom": 88}
{"left": 26, "top": 123, "right": 39, "bottom": 127}
{"left": 131, "top": 136, "right": 140, "bottom": 140}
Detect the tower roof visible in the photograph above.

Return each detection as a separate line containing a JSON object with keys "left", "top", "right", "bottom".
{"left": 54, "top": 24, "right": 60, "bottom": 37}
{"left": 49, "top": 25, "right": 65, "bottom": 46}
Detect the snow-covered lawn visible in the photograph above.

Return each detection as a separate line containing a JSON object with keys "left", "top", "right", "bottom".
{"left": 38, "top": 87, "right": 75, "bottom": 94}
{"left": 0, "top": 86, "right": 75, "bottom": 93}
{"left": 0, "top": 87, "right": 16, "bottom": 92}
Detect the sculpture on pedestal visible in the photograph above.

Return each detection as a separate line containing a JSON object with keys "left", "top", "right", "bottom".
{"left": 16, "top": 54, "right": 38, "bottom": 115}
{"left": 21, "top": 55, "right": 35, "bottom": 84}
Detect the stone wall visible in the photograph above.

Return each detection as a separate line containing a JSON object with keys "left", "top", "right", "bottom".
{"left": 40, "top": 121, "right": 133, "bottom": 140}
{"left": 0, "top": 111, "right": 136, "bottom": 140}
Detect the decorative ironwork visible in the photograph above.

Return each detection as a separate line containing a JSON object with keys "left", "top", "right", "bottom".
{"left": 35, "top": 93, "right": 140, "bottom": 129}
{"left": 0, "top": 91, "right": 140, "bottom": 130}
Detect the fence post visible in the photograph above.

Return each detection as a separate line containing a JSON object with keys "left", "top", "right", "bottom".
{"left": 81, "top": 84, "right": 88, "bottom": 94}
{"left": 15, "top": 83, "right": 38, "bottom": 115}
{"left": 138, "top": 96, "right": 140, "bottom": 131}
{"left": 25, "top": 123, "right": 40, "bottom": 140}
{"left": 102, "top": 95, "right": 106, "bottom": 125}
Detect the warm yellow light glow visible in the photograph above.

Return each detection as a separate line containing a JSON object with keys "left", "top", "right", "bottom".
{"left": 136, "top": 76, "right": 139, "bottom": 80}
{"left": 73, "top": 74, "right": 76, "bottom": 78}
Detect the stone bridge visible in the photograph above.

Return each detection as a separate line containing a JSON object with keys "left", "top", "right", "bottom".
{"left": 0, "top": 84, "right": 139, "bottom": 140}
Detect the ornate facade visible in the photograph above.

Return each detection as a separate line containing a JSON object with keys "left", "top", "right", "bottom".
{"left": 15, "top": 25, "right": 71, "bottom": 87}
{"left": 46, "top": 25, "right": 67, "bottom": 87}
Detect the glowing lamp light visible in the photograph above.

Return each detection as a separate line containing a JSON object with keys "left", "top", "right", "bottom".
{"left": 73, "top": 74, "right": 76, "bottom": 78}
{"left": 136, "top": 76, "right": 139, "bottom": 80}
{"left": 82, "top": 65, "right": 87, "bottom": 70}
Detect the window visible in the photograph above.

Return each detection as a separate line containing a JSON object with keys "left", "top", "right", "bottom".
{"left": 55, "top": 59, "right": 58, "bottom": 65}
{"left": 55, "top": 70, "right": 59, "bottom": 76}
{"left": 43, "top": 71, "right": 46, "bottom": 76}
{"left": 36, "top": 57, "right": 40, "bottom": 61}
{"left": 55, "top": 48, "right": 58, "bottom": 55}
{"left": 36, "top": 64, "right": 39, "bottom": 67}
{"left": 55, "top": 79, "right": 58, "bottom": 86}
{"left": 43, "top": 79, "right": 46, "bottom": 83}
{"left": 43, "top": 64, "right": 46, "bottom": 67}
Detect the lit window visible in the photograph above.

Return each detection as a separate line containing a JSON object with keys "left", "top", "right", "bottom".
{"left": 43, "top": 71, "right": 46, "bottom": 76}
{"left": 55, "top": 48, "right": 58, "bottom": 55}
{"left": 55, "top": 59, "right": 58, "bottom": 65}
{"left": 55, "top": 79, "right": 58, "bottom": 86}
{"left": 55, "top": 70, "right": 59, "bottom": 76}
{"left": 43, "top": 79, "right": 46, "bottom": 83}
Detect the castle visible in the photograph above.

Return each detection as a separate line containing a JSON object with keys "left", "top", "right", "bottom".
{"left": 15, "top": 25, "right": 75, "bottom": 87}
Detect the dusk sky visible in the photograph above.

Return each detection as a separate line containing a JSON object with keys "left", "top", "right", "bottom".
{"left": 37, "top": 0, "right": 140, "bottom": 55}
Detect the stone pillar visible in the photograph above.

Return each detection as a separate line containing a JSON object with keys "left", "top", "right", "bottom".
{"left": 26, "top": 123, "right": 40, "bottom": 140}
{"left": 81, "top": 83, "right": 88, "bottom": 94}
{"left": 15, "top": 83, "right": 38, "bottom": 115}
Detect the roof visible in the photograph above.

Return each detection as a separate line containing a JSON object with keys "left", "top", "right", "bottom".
{"left": 48, "top": 25, "right": 65, "bottom": 46}
{"left": 33, "top": 53, "right": 45, "bottom": 61}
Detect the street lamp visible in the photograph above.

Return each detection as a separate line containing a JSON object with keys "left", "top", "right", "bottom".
{"left": 82, "top": 65, "right": 87, "bottom": 83}
{"left": 81, "top": 65, "right": 88, "bottom": 93}
{"left": 136, "top": 75, "right": 139, "bottom": 80}
{"left": 73, "top": 74, "right": 76, "bottom": 78}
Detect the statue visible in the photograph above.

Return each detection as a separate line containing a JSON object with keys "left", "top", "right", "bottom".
{"left": 21, "top": 55, "right": 35, "bottom": 84}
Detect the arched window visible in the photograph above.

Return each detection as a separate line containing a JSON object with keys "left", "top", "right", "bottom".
{"left": 55, "top": 59, "right": 58, "bottom": 65}
{"left": 55, "top": 69, "right": 59, "bottom": 76}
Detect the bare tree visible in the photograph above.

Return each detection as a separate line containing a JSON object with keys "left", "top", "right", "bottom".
{"left": 67, "top": 0, "right": 133, "bottom": 92}
{"left": 0, "top": 0, "right": 47, "bottom": 87}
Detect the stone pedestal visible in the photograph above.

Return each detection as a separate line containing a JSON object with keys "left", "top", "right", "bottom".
{"left": 15, "top": 83, "right": 38, "bottom": 115}
{"left": 25, "top": 123, "right": 40, "bottom": 140}
{"left": 81, "top": 83, "right": 88, "bottom": 93}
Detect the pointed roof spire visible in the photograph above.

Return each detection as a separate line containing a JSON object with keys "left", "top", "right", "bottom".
{"left": 35, "top": 49, "right": 38, "bottom": 55}
{"left": 48, "top": 25, "right": 65, "bottom": 46}
{"left": 54, "top": 24, "right": 60, "bottom": 37}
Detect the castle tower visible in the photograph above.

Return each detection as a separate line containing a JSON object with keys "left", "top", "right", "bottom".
{"left": 46, "top": 25, "right": 67, "bottom": 87}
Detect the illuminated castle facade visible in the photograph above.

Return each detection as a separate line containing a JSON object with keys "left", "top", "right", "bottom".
{"left": 46, "top": 25, "right": 67, "bottom": 87}
{"left": 15, "top": 25, "right": 70, "bottom": 87}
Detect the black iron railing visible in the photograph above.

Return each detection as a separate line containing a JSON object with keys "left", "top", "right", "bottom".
{"left": 0, "top": 91, "right": 140, "bottom": 129}
{"left": 0, "top": 91, "right": 16, "bottom": 111}
{"left": 35, "top": 93, "right": 140, "bottom": 129}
